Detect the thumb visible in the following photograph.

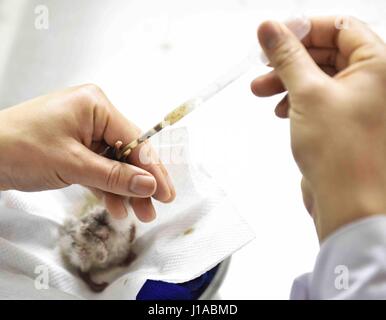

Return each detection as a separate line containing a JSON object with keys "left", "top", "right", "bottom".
{"left": 72, "top": 146, "right": 157, "bottom": 198}
{"left": 258, "top": 21, "right": 324, "bottom": 92}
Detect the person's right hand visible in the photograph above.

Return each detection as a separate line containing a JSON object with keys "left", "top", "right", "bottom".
{"left": 0, "top": 84, "right": 175, "bottom": 222}
{"left": 251, "top": 17, "right": 386, "bottom": 241}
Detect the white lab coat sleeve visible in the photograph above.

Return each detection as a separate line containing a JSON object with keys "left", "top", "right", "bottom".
{"left": 290, "top": 215, "right": 386, "bottom": 300}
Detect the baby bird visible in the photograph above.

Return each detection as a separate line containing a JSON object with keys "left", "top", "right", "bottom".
{"left": 59, "top": 204, "right": 136, "bottom": 292}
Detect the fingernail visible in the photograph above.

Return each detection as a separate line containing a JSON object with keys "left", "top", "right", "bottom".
{"left": 140, "top": 208, "right": 156, "bottom": 223}
{"left": 259, "top": 21, "right": 283, "bottom": 50}
{"left": 130, "top": 175, "right": 156, "bottom": 196}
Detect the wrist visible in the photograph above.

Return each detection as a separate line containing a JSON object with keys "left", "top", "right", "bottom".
{"left": 314, "top": 185, "right": 386, "bottom": 241}
{"left": 0, "top": 112, "right": 13, "bottom": 190}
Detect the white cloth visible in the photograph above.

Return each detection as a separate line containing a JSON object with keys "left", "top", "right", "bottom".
{"left": 0, "top": 127, "right": 255, "bottom": 299}
{"left": 290, "top": 215, "right": 386, "bottom": 300}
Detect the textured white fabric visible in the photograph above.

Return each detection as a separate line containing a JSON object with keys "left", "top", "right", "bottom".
{"left": 0, "top": 128, "right": 255, "bottom": 299}
{"left": 290, "top": 215, "right": 386, "bottom": 300}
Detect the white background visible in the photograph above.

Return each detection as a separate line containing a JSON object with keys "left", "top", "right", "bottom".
{"left": 0, "top": 0, "right": 386, "bottom": 299}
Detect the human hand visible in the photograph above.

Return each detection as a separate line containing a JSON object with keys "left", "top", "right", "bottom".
{"left": 251, "top": 17, "right": 386, "bottom": 240}
{"left": 0, "top": 84, "right": 175, "bottom": 222}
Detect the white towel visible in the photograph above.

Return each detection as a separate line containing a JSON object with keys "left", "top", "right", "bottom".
{"left": 0, "top": 127, "right": 255, "bottom": 299}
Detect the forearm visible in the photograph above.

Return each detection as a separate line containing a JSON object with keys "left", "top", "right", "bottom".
{"left": 313, "top": 183, "right": 386, "bottom": 241}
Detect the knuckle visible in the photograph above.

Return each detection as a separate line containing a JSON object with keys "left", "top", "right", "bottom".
{"left": 273, "top": 42, "right": 303, "bottom": 72}
{"left": 350, "top": 43, "right": 379, "bottom": 64}
{"left": 68, "top": 143, "right": 85, "bottom": 162}
{"left": 347, "top": 16, "right": 367, "bottom": 28}
{"left": 335, "top": 15, "right": 366, "bottom": 31}
{"left": 75, "top": 83, "right": 105, "bottom": 107}
{"left": 81, "top": 83, "right": 104, "bottom": 96}
{"left": 106, "top": 163, "right": 123, "bottom": 191}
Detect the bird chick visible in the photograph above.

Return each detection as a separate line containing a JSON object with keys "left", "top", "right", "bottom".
{"left": 59, "top": 204, "right": 136, "bottom": 292}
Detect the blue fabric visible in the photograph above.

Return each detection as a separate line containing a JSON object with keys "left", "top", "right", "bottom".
{"left": 136, "top": 264, "right": 220, "bottom": 300}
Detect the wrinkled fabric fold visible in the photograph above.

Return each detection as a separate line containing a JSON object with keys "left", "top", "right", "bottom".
{"left": 0, "top": 127, "right": 255, "bottom": 299}
{"left": 291, "top": 215, "right": 386, "bottom": 300}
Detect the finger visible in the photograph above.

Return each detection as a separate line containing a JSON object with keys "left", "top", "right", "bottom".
{"left": 103, "top": 192, "right": 129, "bottom": 219}
{"left": 251, "top": 62, "right": 337, "bottom": 99}
{"left": 96, "top": 189, "right": 156, "bottom": 223}
{"left": 130, "top": 197, "right": 156, "bottom": 223}
{"left": 301, "top": 16, "right": 343, "bottom": 49}
{"left": 86, "top": 186, "right": 104, "bottom": 199}
{"left": 273, "top": 65, "right": 337, "bottom": 118}
{"left": 72, "top": 145, "right": 157, "bottom": 198}
{"left": 84, "top": 187, "right": 129, "bottom": 220}
{"left": 275, "top": 95, "right": 289, "bottom": 118}
{"left": 83, "top": 84, "right": 176, "bottom": 203}
{"left": 307, "top": 48, "right": 348, "bottom": 71}
{"left": 251, "top": 70, "right": 285, "bottom": 97}
{"left": 258, "top": 20, "right": 328, "bottom": 93}
{"left": 128, "top": 141, "right": 176, "bottom": 203}
{"left": 301, "top": 16, "right": 385, "bottom": 63}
